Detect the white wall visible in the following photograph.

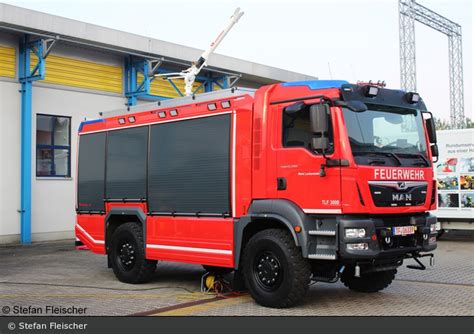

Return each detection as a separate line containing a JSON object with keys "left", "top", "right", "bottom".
{"left": 0, "top": 81, "right": 21, "bottom": 243}
{"left": 0, "top": 81, "right": 126, "bottom": 244}
{"left": 0, "top": 32, "right": 128, "bottom": 244}
{"left": 31, "top": 86, "right": 125, "bottom": 241}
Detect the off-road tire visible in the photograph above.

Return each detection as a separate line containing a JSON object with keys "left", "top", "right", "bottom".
{"left": 242, "top": 228, "right": 311, "bottom": 308}
{"left": 341, "top": 268, "right": 397, "bottom": 293}
{"left": 110, "top": 222, "right": 157, "bottom": 284}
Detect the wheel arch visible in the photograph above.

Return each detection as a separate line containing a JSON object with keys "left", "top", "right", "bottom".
{"left": 105, "top": 207, "right": 147, "bottom": 255}
{"left": 234, "top": 199, "right": 311, "bottom": 269}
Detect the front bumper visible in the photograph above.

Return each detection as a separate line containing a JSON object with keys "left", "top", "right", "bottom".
{"left": 337, "top": 213, "right": 437, "bottom": 260}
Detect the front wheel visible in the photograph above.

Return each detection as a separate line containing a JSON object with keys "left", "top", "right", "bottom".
{"left": 242, "top": 228, "right": 311, "bottom": 308}
{"left": 341, "top": 267, "right": 396, "bottom": 293}
{"left": 110, "top": 222, "right": 157, "bottom": 284}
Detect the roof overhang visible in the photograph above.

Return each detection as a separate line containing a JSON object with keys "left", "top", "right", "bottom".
{"left": 0, "top": 3, "right": 316, "bottom": 85}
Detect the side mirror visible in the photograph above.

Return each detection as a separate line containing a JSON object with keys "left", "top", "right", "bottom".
{"left": 310, "top": 104, "right": 329, "bottom": 151}
{"left": 431, "top": 143, "right": 439, "bottom": 162}
{"left": 425, "top": 115, "right": 437, "bottom": 144}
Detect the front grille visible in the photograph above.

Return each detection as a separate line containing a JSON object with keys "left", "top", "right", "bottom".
{"left": 369, "top": 181, "right": 427, "bottom": 207}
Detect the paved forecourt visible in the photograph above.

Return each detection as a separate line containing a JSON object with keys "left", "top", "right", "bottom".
{"left": 0, "top": 234, "right": 472, "bottom": 316}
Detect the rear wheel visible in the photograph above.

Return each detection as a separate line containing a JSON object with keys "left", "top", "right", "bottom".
{"left": 242, "top": 228, "right": 311, "bottom": 308}
{"left": 110, "top": 222, "right": 157, "bottom": 284}
{"left": 341, "top": 267, "right": 396, "bottom": 293}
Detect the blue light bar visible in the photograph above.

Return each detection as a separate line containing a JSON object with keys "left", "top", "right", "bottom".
{"left": 281, "top": 80, "right": 349, "bottom": 90}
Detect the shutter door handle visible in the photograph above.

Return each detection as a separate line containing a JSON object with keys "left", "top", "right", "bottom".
{"left": 277, "top": 177, "right": 287, "bottom": 190}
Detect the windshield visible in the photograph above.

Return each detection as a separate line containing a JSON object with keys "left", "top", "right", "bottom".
{"left": 343, "top": 104, "right": 429, "bottom": 165}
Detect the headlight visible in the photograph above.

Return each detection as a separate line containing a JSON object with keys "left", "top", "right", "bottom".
{"left": 345, "top": 228, "right": 366, "bottom": 238}
{"left": 430, "top": 224, "right": 437, "bottom": 233}
{"left": 346, "top": 243, "right": 369, "bottom": 250}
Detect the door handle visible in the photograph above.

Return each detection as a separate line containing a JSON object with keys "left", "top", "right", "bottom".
{"left": 277, "top": 177, "right": 287, "bottom": 190}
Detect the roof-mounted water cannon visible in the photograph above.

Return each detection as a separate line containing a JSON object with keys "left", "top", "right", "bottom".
{"left": 155, "top": 8, "right": 244, "bottom": 96}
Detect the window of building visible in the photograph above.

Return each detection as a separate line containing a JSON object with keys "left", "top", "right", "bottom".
{"left": 282, "top": 106, "right": 334, "bottom": 154}
{"left": 36, "top": 114, "right": 71, "bottom": 177}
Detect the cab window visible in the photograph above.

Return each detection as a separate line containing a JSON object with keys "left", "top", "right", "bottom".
{"left": 282, "top": 107, "right": 334, "bottom": 154}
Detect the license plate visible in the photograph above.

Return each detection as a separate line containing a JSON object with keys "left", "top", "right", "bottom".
{"left": 392, "top": 226, "right": 416, "bottom": 236}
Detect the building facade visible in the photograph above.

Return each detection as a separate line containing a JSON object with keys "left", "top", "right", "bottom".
{"left": 0, "top": 3, "right": 315, "bottom": 244}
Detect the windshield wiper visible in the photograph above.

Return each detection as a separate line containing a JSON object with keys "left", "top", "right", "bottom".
{"left": 400, "top": 153, "right": 430, "bottom": 167}
{"left": 353, "top": 151, "right": 402, "bottom": 166}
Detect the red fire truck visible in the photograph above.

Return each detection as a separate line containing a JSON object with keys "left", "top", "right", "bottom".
{"left": 76, "top": 80, "right": 438, "bottom": 308}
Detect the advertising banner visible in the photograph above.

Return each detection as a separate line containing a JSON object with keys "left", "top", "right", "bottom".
{"left": 434, "top": 129, "right": 474, "bottom": 219}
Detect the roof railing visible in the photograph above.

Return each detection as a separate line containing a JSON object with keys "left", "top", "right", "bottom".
{"left": 99, "top": 87, "right": 256, "bottom": 118}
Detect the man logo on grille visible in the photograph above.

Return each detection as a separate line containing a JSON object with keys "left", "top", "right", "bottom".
{"left": 393, "top": 193, "right": 412, "bottom": 201}
{"left": 397, "top": 182, "right": 407, "bottom": 190}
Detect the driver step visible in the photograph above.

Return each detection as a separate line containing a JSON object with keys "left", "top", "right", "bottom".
{"left": 308, "top": 230, "right": 336, "bottom": 236}
{"left": 308, "top": 251, "right": 337, "bottom": 260}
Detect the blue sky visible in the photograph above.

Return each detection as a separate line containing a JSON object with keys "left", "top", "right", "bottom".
{"left": 4, "top": 0, "right": 472, "bottom": 122}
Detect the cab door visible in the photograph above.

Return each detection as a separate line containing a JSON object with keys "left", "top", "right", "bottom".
{"left": 273, "top": 104, "right": 342, "bottom": 214}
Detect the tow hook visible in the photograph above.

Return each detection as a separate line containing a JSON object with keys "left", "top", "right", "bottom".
{"left": 405, "top": 253, "right": 435, "bottom": 270}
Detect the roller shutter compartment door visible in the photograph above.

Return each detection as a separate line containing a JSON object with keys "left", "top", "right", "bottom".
{"left": 105, "top": 126, "right": 148, "bottom": 200}
{"left": 77, "top": 133, "right": 106, "bottom": 213}
{"left": 148, "top": 114, "right": 231, "bottom": 215}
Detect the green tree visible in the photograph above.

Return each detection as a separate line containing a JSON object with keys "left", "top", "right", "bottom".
{"left": 434, "top": 117, "right": 473, "bottom": 130}
{"left": 435, "top": 118, "right": 452, "bottom": 130}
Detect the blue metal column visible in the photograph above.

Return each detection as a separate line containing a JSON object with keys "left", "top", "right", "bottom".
{"left": 222, "top": 76, "right": 230, "bottom": 89}
{"left": 18, "top": 35, "right": 33, "bottom": 244}
{"left": 18, "top": 35, "right": 54, "bottom": 244}
{"left": 124, "top": 56, "right": 137, "bottom": 106}
{"left": 204, "top": 73, "right": 213, "bottom": 92}
{"left": 128, "top": 65, "right": 137, "bottom": 106}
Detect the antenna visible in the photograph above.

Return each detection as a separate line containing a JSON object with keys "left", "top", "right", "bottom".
{"left": 327, "top": 62, "right": 333, "bottom": 79}
{"left": 155, "top": 8, "right": 244, "bottom": 96}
